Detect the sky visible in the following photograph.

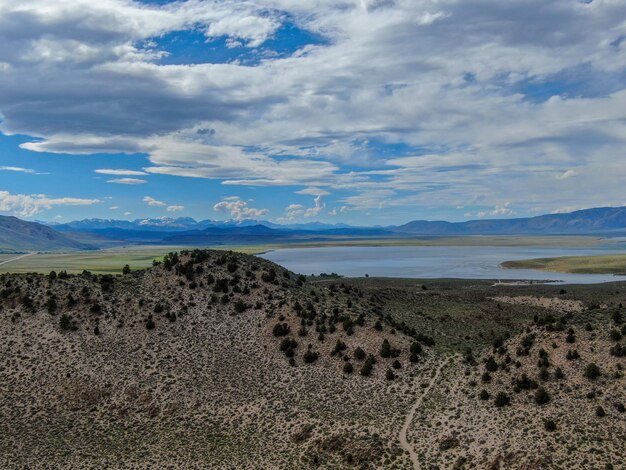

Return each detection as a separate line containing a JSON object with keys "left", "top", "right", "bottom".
{"left": 0, "top": 0, "right": 625, "bottom": 225}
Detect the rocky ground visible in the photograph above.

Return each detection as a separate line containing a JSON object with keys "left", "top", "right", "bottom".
{"left": 0, "top": 250, "right": 624, "bottom": 469}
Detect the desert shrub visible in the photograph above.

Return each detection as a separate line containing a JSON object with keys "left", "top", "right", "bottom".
{"left": 46, "top": 298, "right": 57, "bottom": 314}
{"left": 261, "top": 268, "right": 277, "bottom": 283}
{"left": 479, "top": 389, "right": 490, "bottom": 400}
{"left": 610, "top": 344, "right": 625, "bottom": 357}
{"left": 233, "top": 299, "right": 247, "bottom": 313}
{"left": 380, "top": 339, "right": 392, "bottom": 358}
{"left": 595, "top": 406, "right": 606, "bottom": 417}
{"left": 584, "top": 363, "right": 601, "bottom": 380}
{"left": 609, "top": 329, "right": 622, "bottom": 341}
{"left": 122, "top": 265, "right": 131, "bottom": 275}
{"left": 485, "top": 357, "right": 498, "bottom": 372}
{"left": 273, "top": 323, "right": 290, "bottom": 337}
{"left": 146, "top": 318, "right": 156, "bottom": 330}
{"left": 354, "top": 347, "right": 366, "bottom": 361}
{"left": 385, "top": 369, "right": 395, "bottom": 380}
{"left": 410, "top": 342, "right": 422, "bottom": 355}
{"left": 332, "top": 339, "right": 347, "bottom": 355}
{"left": 566, "top": 349, "right": 580, "bottom": 360}
{"left": 494, "top": 392, "right": 510, "bottom": 407}
{"left": 534, "top": 387, "right": 550, "bottom": 405}
{"left": 303, "top": 349, "right": 319, "bottom": 364}
{"left": 543, "top": 419, "right": 557, "bottom": 431}
{"left": 516, "top": 374, "right": 536, "bottom": 390}
{"left": 59, "top": 314, "right": 72, "bottom": 331}
{"left": 392, "top": 360, "right": 401, "bottom": 369}
{"left": 343, "top": 362, "right": 354, "bottom": 374}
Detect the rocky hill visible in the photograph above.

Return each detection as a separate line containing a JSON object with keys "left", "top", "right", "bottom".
{"left": 0, "top": 250, "right": 431, "bottom": 468}
{"left": 396, "top": 206, "right": 626, "bottom": 235}
{"left": 0, "top": 250, "right": 624, "bottom": 469}
{"left": 0, "top": 215, "right": 92, "bottom": 252}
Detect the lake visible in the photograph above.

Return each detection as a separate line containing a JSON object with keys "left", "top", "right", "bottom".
{"left": 260, "top": 244, "right": 626, "bottom": 284}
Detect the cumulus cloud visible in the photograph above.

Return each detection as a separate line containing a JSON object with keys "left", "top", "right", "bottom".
{"left": 0, "top": 190, "right": 99, "bottom": 217}
{"left": 476, "top": 203, "right": 514, "bottom": 219}
{"left": 213, "top": 197, "right": 269, "bottom": 220}
{"left": 107, "top": 178, "right": 147, "bottom": 185}
{"left": 282, "top": 195, "right": 326, "bottom": 220}
{"left": 166, "top": 205, "right": 184, "bottom": 212}
{"left": 143, "top": 196, "right": 166, "bottom": 207}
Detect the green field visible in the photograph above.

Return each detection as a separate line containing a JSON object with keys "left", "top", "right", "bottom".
{"left": 501, "top": 253, "right": 626, "bottom": 275}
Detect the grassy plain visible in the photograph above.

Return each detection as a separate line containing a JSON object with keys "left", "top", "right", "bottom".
{"left": 502, "top": 254, "right": 626, "bottom": 275}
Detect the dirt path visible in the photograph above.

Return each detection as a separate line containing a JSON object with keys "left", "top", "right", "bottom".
{"left": 0, "top": 253, "right": 34, "bottom": 268}
{"left": 399, "top": 357, "right": 452, "bottom": 470}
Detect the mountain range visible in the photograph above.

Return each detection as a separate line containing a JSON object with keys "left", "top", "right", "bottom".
{"left": 2, "top": 205, "right": 626, "bottom": 252}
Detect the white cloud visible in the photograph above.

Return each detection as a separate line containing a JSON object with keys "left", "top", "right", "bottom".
{"left": 282, "top": 195, "right": 326, "bottom": 220}
{"left": 213, "top": 197, "right": 269, "bottom": 220}
{"left": 166, "top": 205, "right": 184, "bottom": 212}
{"left": 0, "top": 190, "right": 99, "bottom": 217}
{"left": 143, "top": 196, "right": 166, "bottom": 207}
{"left": 476, "top": 203, "right": 514, "bottom": 218}
{"left": 556, "top": 169, "right": 579, "bottom": 180}
{"left": 0, "top": 166, "right": 35, "bottom": 173}
{"left": 304, "top": 195, "right": 325, "bottom": 218}
{"left": 109, "top": 206, "right": 119, "bottom": 210}
{"left": 96, "top": 169, "right": 147, "bottom": 176}
{"left": 107, "top": 178, "right": 147, "bottom": 185}
{"left": 1, "top": 0, "right": 626, "bottom": 218}
{"left": 296, "top": 187, "right": 331, "bottom": 197}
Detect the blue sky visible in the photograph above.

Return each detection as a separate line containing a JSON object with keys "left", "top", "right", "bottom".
{"left": 1, "top": 0, "right": 625, "bottom": 225}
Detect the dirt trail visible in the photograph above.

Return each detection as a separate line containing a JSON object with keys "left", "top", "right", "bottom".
{"left": 399, "top": 357, "right": 452, "bottom": 470}
{"left": 0, "top": 253, "right": 34, "bottom": 268}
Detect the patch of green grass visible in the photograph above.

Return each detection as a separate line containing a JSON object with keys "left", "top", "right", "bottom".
{"left": 502, "top": 254, "right": 626, "bottom": 275}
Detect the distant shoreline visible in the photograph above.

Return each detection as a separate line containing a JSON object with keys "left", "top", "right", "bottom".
{"left": 501, "top": 254, "right": 626, "bottom": 276}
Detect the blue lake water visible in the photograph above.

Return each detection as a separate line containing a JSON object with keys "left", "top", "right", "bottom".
{"left": 260, "top": 244, "right": 626, "bottom": 284}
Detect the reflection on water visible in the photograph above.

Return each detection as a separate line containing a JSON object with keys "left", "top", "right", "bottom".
{"left": 260, "top": 244, "right": 626, "bottom": 284}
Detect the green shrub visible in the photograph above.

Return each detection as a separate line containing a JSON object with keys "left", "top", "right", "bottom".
{"left": 584, "top": 363, "right": 601, "bottom": 380}
{"left": 494, "top": 392, "right": 510, "bottom": 407}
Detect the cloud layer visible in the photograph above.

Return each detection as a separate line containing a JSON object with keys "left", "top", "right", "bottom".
{"left": 1, "top": 0, "right": 626, "bottom": 220}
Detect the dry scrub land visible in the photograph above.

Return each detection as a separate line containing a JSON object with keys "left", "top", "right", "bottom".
{"left": 0, "top": 250, "right": 624, "bottom": 469}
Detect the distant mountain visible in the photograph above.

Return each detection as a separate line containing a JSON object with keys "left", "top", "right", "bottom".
{"left": 18, "top": 205, "right": 626, "bottom": 251}
{"left": 0, "top": 216, "right": 93, "bottom": 252}
{"left": 395, "top": 206, "right": 626, "bottom": 235}
{"left": 163, "top": 225, "right": 391, "bottom": 245}
{"left": 54, "top": 217, "right": 207, "bottom": 232}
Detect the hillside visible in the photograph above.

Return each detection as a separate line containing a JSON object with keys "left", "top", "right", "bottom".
{"left": 0, "top": 250, "right": 624, "bottom": 468}
{"left": 396, "top": 206, "right": 626, "bottom": 235}
{"left": 0, "top": 250, "right": 432, "bottom": 468}
{"left": 0, "top": 216, "right": 92, "bottom": 252}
